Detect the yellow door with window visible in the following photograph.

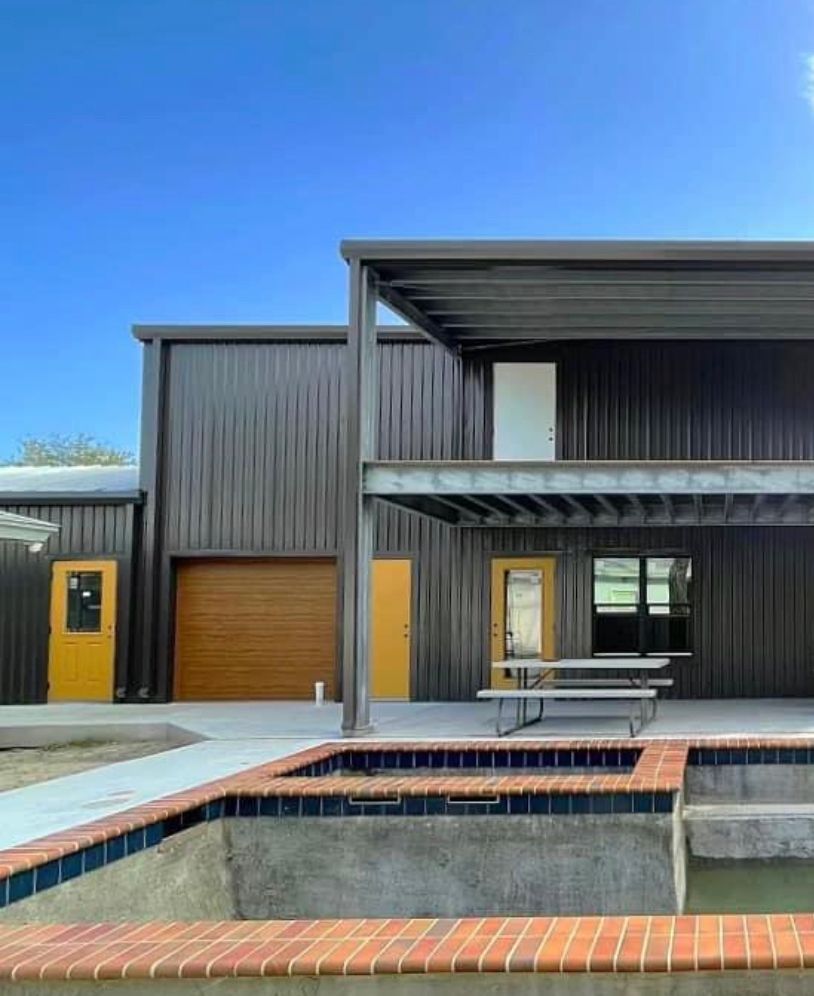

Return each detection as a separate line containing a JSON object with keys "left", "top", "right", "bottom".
{"left": 371, "top": 558, "right": 411, "bottom": 699}
{"left": 490, "top": 557, "right": 556, "bottom": 690}
{"left": 48, "top": 560, "right": 117, "bottom": 701}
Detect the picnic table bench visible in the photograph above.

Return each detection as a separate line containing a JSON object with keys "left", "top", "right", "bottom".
{"left": 478, "top": 658, "right": 672, "bottom": 736}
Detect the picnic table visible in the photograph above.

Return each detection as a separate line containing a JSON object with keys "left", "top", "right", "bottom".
{"left": 478, "top": 658, "right": 672, "bottom": 736}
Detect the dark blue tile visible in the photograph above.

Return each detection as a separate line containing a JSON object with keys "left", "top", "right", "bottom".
{"left": 747, "top": 748, "right": 762, "bottom": 764}
{"left": 182, "top": 805, "right": 206, "bottom": 827}
{"left": 414, "top": 751, "right": 430, "bottom": 769}
{"left": 429, "top": 751, "right": 446, "bottom": 769}
{"left": 126, "top": 829, "right": 145, "bottom": 855}
{"left": 611, "top": 793, "right": 633, "bottom": 814}
{"left": 486, "top": 797, "right": 508, "bottom": 815}
{"left": 654, "top": 793, "right": 673, "bottom": 814}
{"left": 0, "top": 876, "right": 7, "bottom": 908}
{"left": 571, "top": 794, "right": 590, "bottom": 815}
{"left": 795, "top": 748, "right": 809, "bottom": 764}
{"left": 260, "top": 796, "right": 280, "bottom": 817}
{"left": 476, "top": 750, "right": 493, "bottom": 769}
{"left": 445, "top": 751, "right": 461, "bottom": 769}
{"left": 144, "top": 822, "right": 163, "bottom": 847}
{"left": 83, "top": 843, "right": 104, "bottom": 872}
{"left": 205, "top": 800, "right": 224, "bottom": 821}
{"left": 730, "top": 749, "right": 746, "bottom": 765}
{"left": 105, "top": 835, "right": 125, "bottom": 863}
{"left": 633, "top": 792, "right": 653, "bottom": 814}
{"left": 237, "top": 798, "right": 259, "bottom": 817}
{"left": 405, "top": 796, "right": 426, "bottom": 816}
{"left": 762, "top": 748, "right": 779, "bottom": 764}
{"left": 425, "top": 796, "right": 445, "bottom": 815}
{"left": 699, "top": 749, "right": 716, "bottom": 766}
{"left": 321, "top": 796, "right": 343, "bottom": 817}
{"left": 779, "top": 748, "right": 795, "bottom": 764}
{"left": 509, "top": 794, "right": 530, "bottom": 815}
{"left": 530, "top": 793, "right": 551, "bottom": 814}
{"left": 9, "top": 870, "right": 34, "bottom": 903}
{"left": 223, "top": 797, "right": 237, "bottom": 817}
{"left": 281, "top": 797, "right": 301, "bottom": 817}
{"left": 551, "top": 795, "right": 570, "bottom": 815}
{"left": 572, "top": 750, "right": 589, "bottom": 768}
{"left": 383, "top": 752, "right": 398, "bottom": 769}
{"left": 539, "top": 751, "right": 555, "bottom": 768}
{"left": 34, "top": 861, "right": 59, "bottom": 893}
{"left": 302, "top": 797, "right": 321, "bottom": 816}
{"left": 590, "top": 794, "right": 612, "bottom": 815}
{"left": 461, "top": 751, "right": 477, "bottom": 769}
{"left": 60, "top": 851, "right": 83, "bottom": 882}
{"left": 493, "top": 751, "right": 509, "bottom": 768}
{"left": 509, "top": 750, "right": 525, "bottom": 768}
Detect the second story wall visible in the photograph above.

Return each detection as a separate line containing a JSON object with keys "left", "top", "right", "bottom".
{"left": 463, "top": 340, "right": 814, "bottom": 461}
{"left": 159, "top": 338, "right": 461, "bottom": 553}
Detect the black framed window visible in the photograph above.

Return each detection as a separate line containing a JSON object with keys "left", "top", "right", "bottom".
{"left": 593, "top": 556, "right": 692, "bottom": 656}
{"left": 66, "top": 571, "right": 103, "bottom": 633}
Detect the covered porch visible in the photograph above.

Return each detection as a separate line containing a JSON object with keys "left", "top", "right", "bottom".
{"left": 338, "top": 240, "right": 814, "bottom": 735}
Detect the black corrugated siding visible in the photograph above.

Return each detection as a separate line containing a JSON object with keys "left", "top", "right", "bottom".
{"left": 0, "top": 503, "right": 135, "bottom": 703}
{"left": 152, "top": 338, "right": 814, "bottom": 700}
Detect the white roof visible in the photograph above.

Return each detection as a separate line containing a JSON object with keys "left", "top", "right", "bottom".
{"left": 0, "top": 465, "right": 139, "bottom": 495}
{"left": 0, "top": 510, "right": 60, "bottom": 550}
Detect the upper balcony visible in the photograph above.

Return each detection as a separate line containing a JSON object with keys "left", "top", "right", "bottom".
{"left": 342, "top": 240, "right": 814, "bottom": 528}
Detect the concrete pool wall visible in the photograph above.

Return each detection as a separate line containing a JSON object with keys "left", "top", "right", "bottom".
{"left": 1, "top": 810, "right": 686, "bottom": 920}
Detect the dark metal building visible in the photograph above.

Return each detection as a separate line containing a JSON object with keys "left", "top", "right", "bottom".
{"left": 0, "top": 467, "right": 140, "bottom": 703}
{"left": 132, "top": 276, "right": 814, "bottom": 710}
{"left": 10, "top": 241, "right": 813, "bottom": 712}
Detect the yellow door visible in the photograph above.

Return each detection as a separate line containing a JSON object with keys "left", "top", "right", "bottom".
{"left": 48, "top": 560, "right": 117, "bottom": 701}
{"left": 490, "top": 557, "right": 556, "bottom": 689}
{"left": 371, "top": 558, "right": 411, "bottom": 699}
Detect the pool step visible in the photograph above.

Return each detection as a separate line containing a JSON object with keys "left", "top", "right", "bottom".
{"left": 685, "top": 802, "right": 814, "bottom": 860}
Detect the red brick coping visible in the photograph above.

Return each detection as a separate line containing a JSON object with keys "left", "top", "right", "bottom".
{"left": 2, "top": 915, "right": 814, "bottom": 979}
{"left": 0, "top": 740, "right": 686, "bottom": 880}
{"left": 2, "top": 737, "right": 814, "bottom": 982}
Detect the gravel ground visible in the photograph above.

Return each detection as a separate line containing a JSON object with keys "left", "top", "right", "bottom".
{"left": 0, "top": 741, "right": 171, "bottom": 793}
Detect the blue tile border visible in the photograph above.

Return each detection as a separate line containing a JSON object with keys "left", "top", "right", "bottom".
{"left": 688, "top": 746, "right": 814, "bottom": 766}
{"left": 288, "top": 746, "right": 642, "bottom": 778}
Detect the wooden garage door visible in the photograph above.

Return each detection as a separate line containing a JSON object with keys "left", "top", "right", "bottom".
{"left": 174, "top": 558, "right": 336, "bottom": 700}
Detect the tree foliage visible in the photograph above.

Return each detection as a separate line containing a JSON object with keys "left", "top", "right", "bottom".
{"left": 2, "top": 433, "right": 135, "bottom": 467}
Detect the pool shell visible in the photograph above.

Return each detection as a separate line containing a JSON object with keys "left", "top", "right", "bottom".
{"left": 2, "top": 737, "right": 814, "bottom": 987}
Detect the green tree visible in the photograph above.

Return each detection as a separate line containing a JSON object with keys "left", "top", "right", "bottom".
{"left": 2, "top": 433, "right": 135, "bottom": 466}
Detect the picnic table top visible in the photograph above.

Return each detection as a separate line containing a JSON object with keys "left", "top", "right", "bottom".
{"left": 490, "top": 657, "right": 671, "bottom": 671}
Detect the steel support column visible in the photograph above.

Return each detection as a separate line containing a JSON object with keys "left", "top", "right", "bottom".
{"left": 341, "top": 261, "right": 378, "bottom": 736}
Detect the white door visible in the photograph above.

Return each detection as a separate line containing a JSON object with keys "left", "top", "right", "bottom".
{"left": 492, "top": 363, "right": 556, "bottom": 460}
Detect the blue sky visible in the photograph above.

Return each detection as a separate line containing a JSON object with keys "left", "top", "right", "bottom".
{"left": 2, "top": 0, "right": 814, "bottom": 458}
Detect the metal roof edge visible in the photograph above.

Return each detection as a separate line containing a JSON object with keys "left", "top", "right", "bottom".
{"left": 0, "top": 491, "right": 143, "bottom": 506}
{"left": 131, "top": 324, "right": 424, "bottom": 343}
{"left": 339, "top": 238, "right": 814, "bottom": 265}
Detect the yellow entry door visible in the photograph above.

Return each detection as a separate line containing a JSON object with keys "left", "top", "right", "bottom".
{"left": 371, "top": 558, "right": 411, "bottom": 699}
{"left": 490, "top": 557, "right": 556, "bottom": 689}
{"left": 48, "top": 560, "right": 117, "bottom": 701}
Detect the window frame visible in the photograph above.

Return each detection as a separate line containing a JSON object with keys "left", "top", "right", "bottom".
{"left": 591, "top": 554, "right": 693, "bottom": 658}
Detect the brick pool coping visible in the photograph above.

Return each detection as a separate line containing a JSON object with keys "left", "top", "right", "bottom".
{"left": 2, "top": 915, "right": 814, "bottom": 979}
{"left": 2, "top": 736, "right": 814, "bottom": 981}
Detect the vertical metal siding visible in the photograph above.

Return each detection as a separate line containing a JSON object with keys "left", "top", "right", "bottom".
{"left": 463, "top": 341, "right": 814, "bottom": 460}
{"left": 151, "top": 338, "right": 814, "bottom": 701}
{"left": 0, "top": 502, "right": 134, "bottom": 703}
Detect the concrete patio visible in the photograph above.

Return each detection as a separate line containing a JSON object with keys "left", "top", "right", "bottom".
{"left": 3, "top": 698, "right": 814, "bottom": 852}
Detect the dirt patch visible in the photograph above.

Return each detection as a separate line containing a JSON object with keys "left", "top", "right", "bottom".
{"left": 0, "top": 740, "right": 171, "bottom": 793}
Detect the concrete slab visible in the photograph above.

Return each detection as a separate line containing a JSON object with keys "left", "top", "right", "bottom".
{"left": 4, "top": 697, "right": 814, "bottom": 855}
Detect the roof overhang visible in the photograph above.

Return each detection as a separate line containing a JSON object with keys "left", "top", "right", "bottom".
{"left": 364, "top": 460, "right": 814, "bottom": 527}
{"left": 0, "top": 511, "right": 60, "bottom": 551}
{"left": 340, "top": 240, "right": 814, "bottom": 350}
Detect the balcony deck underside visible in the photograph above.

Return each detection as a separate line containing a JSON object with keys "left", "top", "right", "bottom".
{"left": 364, "top": 461, "right": 814, "bottom": 527}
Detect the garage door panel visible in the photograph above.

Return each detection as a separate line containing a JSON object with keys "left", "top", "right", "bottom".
{"left": 174, "top": 558, "right": 336, "bottom": 700}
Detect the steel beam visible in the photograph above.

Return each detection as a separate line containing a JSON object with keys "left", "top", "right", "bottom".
{"left": 341, "top": 262, "right": 378, "bottom": 736}
{"left": 363, "top": 460, "right": 814, "bottom": 496}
